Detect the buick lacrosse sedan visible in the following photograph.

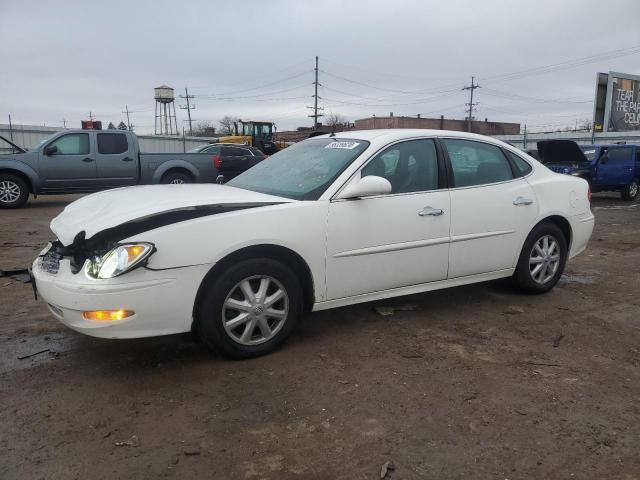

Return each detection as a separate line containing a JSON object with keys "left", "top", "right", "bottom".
{"left": 33, "top": 130, "right": 594, "bottom": 358}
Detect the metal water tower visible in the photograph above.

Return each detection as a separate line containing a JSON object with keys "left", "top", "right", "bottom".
{"left": 154, "top": 85, "right": 179, "bottom": 135}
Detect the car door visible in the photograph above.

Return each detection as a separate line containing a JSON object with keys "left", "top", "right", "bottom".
{"left": 325, "top": 138, "right": 450, "bottom": 300}
{"left": 221, "top": 146, "right": 252, "bottom": 180}
{"left": 95, "top": 132, "right": 138, "bottom": 186}
{"left": 594, "top": 146, "right": 634, "bottom": 187}
{"left": 39, "top": 132, "right": 97, "bottom": 190}
{"left": 441, "top": 138, "right": 538, "bottom": 279}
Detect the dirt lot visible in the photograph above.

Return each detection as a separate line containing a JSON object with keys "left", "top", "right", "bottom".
{"left": 1, "top": 193, "right": 639, "bottom": 480}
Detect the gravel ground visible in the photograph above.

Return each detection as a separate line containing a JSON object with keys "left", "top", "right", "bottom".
{"left": 1, "top": 193, "right": 639, "bottom": 480}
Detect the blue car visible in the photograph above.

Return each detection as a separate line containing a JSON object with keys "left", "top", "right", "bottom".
{"left": 536, "top": 140, "right": 640, "bottom": 201}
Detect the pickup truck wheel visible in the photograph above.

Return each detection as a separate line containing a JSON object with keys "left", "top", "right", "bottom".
{"left": 621, "top": 179, "right": 639, "bottom": 201}
{"left": 161, "top": 171, "right": 192, "bottom": 184}
{"left": 196, "top": 258, "right": 302, "bottom": 359}
{"left": 512, "top": 223, "right": 567, "bottom": 294}
{"left": 0, "top": 174, "right": 29, "bottom": 209}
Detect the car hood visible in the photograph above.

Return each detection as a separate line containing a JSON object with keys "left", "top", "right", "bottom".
{"left": 51, "top": 184, "right": 292, "bottom": 245}
{"left": 537, "top": 140, "right": 590, "bottom": 165}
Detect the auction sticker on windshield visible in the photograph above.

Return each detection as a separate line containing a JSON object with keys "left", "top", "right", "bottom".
{"left": 325, "top": 141, "right": 360, "bottom": 149}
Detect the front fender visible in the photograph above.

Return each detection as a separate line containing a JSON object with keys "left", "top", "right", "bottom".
{"left": 152, "top": 160, "right": 201, "bottom": 184}
{"left": 0, "top": 160, "right": 41, "bottom": 191}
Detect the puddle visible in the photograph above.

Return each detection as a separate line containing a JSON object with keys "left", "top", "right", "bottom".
{"left": 559, "top": 274, "right": 597, "bottom": 285}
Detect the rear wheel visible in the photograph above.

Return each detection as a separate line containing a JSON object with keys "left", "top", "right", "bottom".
{"left": 512, "top": 223, "right": 567, "bottom": 294}
{"left": 161, "top": 171, "right": 192, "bottom": 184}
{"left": 196, "top": 258, "right": 302, "bottom": 359}
{"left": 0, "top": 174, "right": 29, "bottom": 209}
{"left": 621, "top": 178, "right": 639, "bottom": 201}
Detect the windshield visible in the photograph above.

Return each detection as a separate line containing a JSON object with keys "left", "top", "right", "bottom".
{"left": 227, "top": 138, "right": 370, "bottom": 200}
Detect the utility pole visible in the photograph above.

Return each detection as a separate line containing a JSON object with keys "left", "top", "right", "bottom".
{"left": 179, "top": 87, "right": 195, "bottom": 136}
{"left": 462, "top": 76, "right": 480, "bottom": 133}
{"left": 88, "top": 111, "right": 94, "bottom": 121}
{"left": 61, "top": 118, "right": 68, "bottom": 129}
{"left": 122, "top": 105, "right": 132, "bottom": 130}
{"left": 307, "top": 56, "right": 324, "bottom": 130}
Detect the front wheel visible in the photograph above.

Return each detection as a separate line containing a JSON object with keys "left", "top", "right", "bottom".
{"left": 196, "top": 258, "right": 302, "bottom": 359}
{"left": 0, "top": 174, "right": 29, "bottom": 209}
{"left": 621, "top": 178, "right": 639, "bottom": 201}
{"left": 512, "top": 223, "right": 568, "bottom": 294}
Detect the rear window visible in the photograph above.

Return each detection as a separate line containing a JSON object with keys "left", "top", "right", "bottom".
{"left": 221, "top": 146, "right": 247, "bottom": 156}
{"left": 97, "top": 133, "right": 128, "bottom": 154}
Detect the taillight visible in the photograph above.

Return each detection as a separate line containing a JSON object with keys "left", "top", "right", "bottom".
{"left": 212, "top": 154, "right": 221, "bottom": 169}
{"left": 588, "top": 186, "right": 592, "bottom": 203}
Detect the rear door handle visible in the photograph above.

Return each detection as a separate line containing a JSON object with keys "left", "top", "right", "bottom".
{"left": 513, "top": 196, "right": 533, "bottom": 206}
{"left": 82, "top": 157, "right": 94, "bottom": 163}
{"left": 418, "top": 206, "right": 444, "bottom": 216}
{"left": 122, "top": 157, "right": 134, "bottom": 162}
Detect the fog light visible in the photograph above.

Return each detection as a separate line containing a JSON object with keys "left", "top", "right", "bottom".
{"left": 83, "top": 309, "right": 135, "bottom": 322}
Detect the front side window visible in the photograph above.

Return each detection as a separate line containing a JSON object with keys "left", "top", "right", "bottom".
{"left": 221, "top": 146, "right": 246, "bottom": 156}
{"left": 443, "top": 139, "right": 513, "bottom": 187}
{"left": 606, "top": 147, "right": 632, "bottom": 163}
{"left": 361, "top": 139, "right": 439, "bottom": 193}
{"left": 97, "top": 133, "right": 128, "bottom": 154}
{"left": 49, "top": 133, "right": 89, "bottom": 155}
{"left": 228, "top": 138, "right": 369, "bottom": 200}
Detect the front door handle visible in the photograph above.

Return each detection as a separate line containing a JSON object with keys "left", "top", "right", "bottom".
{"left": 122, "top": 157, "right": 134, "bottom": 162}
{"left": 82, "top": 157, "right": 94, "bottom": 163}
{"left": 513, "top": 196, "right": 533, "bottom": 206}
{"left": 418, "top": 206, "right": 444, "bottom": 216}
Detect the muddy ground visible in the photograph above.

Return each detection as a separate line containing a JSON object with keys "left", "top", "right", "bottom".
{"left": 1, "top": 193, "right": 639, "bottom": 480}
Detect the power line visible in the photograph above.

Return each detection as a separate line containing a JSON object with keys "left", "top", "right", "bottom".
{"left": 197, "top": 70, "right": 313, "bottom": 98}
{"left": 122, "top": 105, "right": 132, "bottom": 130}
{"left": 462, "top": 76, "right": 480, "bottom": 132}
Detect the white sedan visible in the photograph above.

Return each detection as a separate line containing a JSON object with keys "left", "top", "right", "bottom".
{"left": 33, "top": 130, "right": 594, "bottom": 358}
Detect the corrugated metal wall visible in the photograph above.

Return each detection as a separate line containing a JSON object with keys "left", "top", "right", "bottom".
{"left": 0, "top": 124, "right": 214, "bottom": 153}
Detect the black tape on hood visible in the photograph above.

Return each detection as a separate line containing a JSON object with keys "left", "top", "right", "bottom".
{"left": 53, "top": 202, "right": 282, "bottom": 272}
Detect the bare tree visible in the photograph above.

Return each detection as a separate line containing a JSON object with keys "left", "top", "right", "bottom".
{"left": 191, "top": 120, "right": 217, "bottom": 137}
{"left": 218, "top": 116, "right": 240, "bottom": 135}
{"left": 325, "top": 113, "right": 347, "bottom": 129}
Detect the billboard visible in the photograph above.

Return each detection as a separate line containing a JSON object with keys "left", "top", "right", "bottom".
{"left": 593, "top": 71, "right": 640, "bottom": 132}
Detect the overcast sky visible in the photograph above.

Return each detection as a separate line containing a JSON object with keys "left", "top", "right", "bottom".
{"left": 1, "top": 0, "right": 640, "bottom": 135}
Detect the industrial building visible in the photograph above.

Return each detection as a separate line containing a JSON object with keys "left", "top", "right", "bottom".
{"left": 353, "top": 114, "right": 520, "bottom": 135}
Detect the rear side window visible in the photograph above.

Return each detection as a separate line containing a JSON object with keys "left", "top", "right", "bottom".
{"left": 97, "top": 133, "right": 128, "bottom": 154}
{"left": 201, "top": 145, "right": 220, "bottom": 154}
{"left": 505, "top": 150, "right": 532, "bottom": 176}
{"left": 443, "top": 139, "right": 513, "bottom": 187}
{"left": 49, "top": 133, "right": 90, "bottom": 155}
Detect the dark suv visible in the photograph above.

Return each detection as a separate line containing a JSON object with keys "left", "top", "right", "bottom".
{"left": 189, "top": 143, "right": 267, "bottom": 181}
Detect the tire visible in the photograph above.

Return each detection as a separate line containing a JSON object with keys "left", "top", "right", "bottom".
{"left": 161, "top": 171, "right": 192, "bottom": 184}
{"left": 196, "top": 258, "right": 303, "bottom": 359}
{"left": 0, "top": 174, "right": 29, "bottom": 209}
{"left": 621, "top": 178, "right": 639, "bottom": 201}
{"left": 512, "top": 223, "right": 568, "bottom": 294}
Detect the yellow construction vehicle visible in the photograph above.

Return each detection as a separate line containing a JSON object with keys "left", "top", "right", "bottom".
{"left": 217, "top": 120, "right": 289, "bottom": 155}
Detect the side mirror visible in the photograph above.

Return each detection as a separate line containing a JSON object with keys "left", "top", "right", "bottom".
{"left": 44, "top": 145, "right": 58, "bottom": 156}
{"left": 337, "top": 175, "right": 392, "bottom": 199}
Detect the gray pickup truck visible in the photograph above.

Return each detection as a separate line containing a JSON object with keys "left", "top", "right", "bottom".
{"left": 0, "top": 130, "right": 218, "bottom": 208}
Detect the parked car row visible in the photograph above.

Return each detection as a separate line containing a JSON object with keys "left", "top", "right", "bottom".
{"left": 32, "top": 129, "right": 594, "bottom": 358}
{"left": 0, "top": 130, "right": 269, "bottom": 208}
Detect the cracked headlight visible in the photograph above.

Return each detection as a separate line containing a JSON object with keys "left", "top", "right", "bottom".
{"left": 86, "top": 243, "right": 155, "bottom": 279}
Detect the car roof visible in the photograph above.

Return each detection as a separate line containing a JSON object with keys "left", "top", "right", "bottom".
{"left": 317, "top": 129, "right": 513, "bottom": 147}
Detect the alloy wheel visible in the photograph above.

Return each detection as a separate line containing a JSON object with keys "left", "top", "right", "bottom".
{"left": 0, "top": 180, "right": 20, "bottom": 204}
{"left": 222, "top": 275, "right": 289, "bottom": 346}
{"left": 169, "top": 178, "right": 186, "bottom": 184}
{"left": 529, "top": 235, "right": 560, "bottom": 284}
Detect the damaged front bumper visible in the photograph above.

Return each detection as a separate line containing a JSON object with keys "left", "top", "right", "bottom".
{"left": 32, "top": 254, "right": 211, "bottom": 339}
